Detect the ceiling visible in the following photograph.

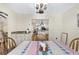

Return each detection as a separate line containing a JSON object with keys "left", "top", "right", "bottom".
{"left": 3, "top": 3, "right": 78, "bottom": 14}
{"left": 5, "top": 3, "right": 35, "bottom": 14}
{"left": 47, "top": 3, "right": 77, "bottom": 14}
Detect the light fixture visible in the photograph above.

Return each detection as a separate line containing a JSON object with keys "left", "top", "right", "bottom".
{"left": 0, "top": 11, "right": 8, "bottom": 18}
{"left": 36, "top": 3, "right": 47, "bottom": 14}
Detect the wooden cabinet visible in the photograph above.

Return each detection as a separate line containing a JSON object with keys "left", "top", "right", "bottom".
{"left": 32, "top": 34, "right": 48, "bottom": 41}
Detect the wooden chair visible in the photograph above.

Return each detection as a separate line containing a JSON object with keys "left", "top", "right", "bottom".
{"left": 0, "top": 37, "right": 16, "bottom": 54}
{"left": 0, "top": 31, "right": 16, "bottom": 54}
{"left": 61, "top": 33, "right": 68, "bottom": 45}
{"left": 32, "top": 34, "right": 38, "bottom": 41}
{"left": 69, "top": 38, "right": 79, "bottom": 52}
{"left": 4, "top": 37, "right": 16, "bottom": 53}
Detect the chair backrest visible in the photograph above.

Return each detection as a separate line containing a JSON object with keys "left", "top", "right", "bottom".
{"left": 69, "top": 38, "right": 79, "bottom": 52}
{"left": 0, "top": 31, "right": 16, "bottom": 54}
{"left": 61, "top": 33, "right": 68, "bottom": 45}
{"left": 5, "top": 37, "right": 16, "bottom": 52}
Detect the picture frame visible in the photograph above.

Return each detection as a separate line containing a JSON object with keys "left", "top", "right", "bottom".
{"left": 77, "top": 13, "right": 79, "bottom": 27}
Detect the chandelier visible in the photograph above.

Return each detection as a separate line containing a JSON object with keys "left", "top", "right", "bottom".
{"left": 36, "top": 3, "right": 47, "bottom": 14}
{"left": 0, "top": 11, "right": 8, "bottom": 18}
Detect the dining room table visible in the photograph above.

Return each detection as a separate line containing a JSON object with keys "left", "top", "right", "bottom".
{"left": 7, "top": 40, "right": 79, "bottom": 55}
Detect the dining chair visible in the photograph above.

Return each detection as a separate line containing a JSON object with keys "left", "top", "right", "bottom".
{"left": 69, "top": 38, "right": 79, "bottom": 52}
{"left": 61, "top": 32, "right": 68, "bottom": 45}
{"left": 4, "top": 37, "right": 16, "bottom": 53}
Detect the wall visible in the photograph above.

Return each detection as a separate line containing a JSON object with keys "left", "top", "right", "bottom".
{"left": 62, "top": 4, "right": 79, "bottom": 45}
{"left": 32, "top": 13, "right": 63, "bottom": 41}
{"left": 11, "top": 13, "right": 33, "bottom": 45}
{"left": 13, "top": 13, "right": 33, "bottom": 31}
{"left": 0, "top": 4, "right": 16, "bottom": 36}
{"left": 0, "top": 4, "right": 33, "bottom": 45}
{"left": 48, "top": 14, "right": 63, "bottom": 41}
{"left": 1, "top": 3, "right": 78, "bottom": 45}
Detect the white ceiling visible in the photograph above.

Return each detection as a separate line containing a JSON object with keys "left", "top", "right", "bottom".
{"left": 4, "top": 3, "right": 78, "bottom": 14}
{"left": 48, "top": 3, "right": 77, "bottom": 14}
{"left": 5, "top": 3, "right": 35, "bottom": 14}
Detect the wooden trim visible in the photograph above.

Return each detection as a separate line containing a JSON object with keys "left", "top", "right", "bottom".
{"left": 11, "top": 31, "right": 27, "bottom": 34}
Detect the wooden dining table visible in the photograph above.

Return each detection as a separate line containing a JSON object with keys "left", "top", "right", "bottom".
{"left": 7, "top": 41, "right": 78, "bottom": 55}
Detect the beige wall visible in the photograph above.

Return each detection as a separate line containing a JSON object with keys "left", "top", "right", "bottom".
{"left": 49, "top": 14, "right": 63, "bottom": 41}
{"left": 0, "top": 4, "right": 33, "bottom": 45}
{"left": 0, "top": 4, "right": 16, "bottom": 36}
{"left": 62, "top": 4, "right": 79, "bottom": 45}
{"left": 1, "top": 4, "right": 79, "bottom": 46}
{"left": 0, "top": 4, "right": 63, "bottom": 42}
{"left": 13, "top": 13, "right": 33, "bottom": 31}
{"left": 48, "top": 4, "right": 79, "bottom": 46}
